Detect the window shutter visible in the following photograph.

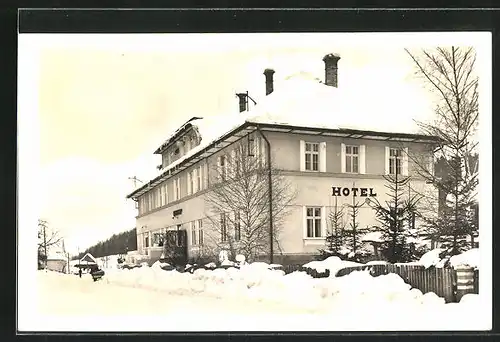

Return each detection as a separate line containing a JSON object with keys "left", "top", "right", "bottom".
{"left": 187, "top": 172, "right": 192, "bottom": 195}
{"left": 359, "top": 144, "right": 366, "bottom": 174}
{"left": 216, "top": 156, "right": 221, "bottom": 182}
{"left": 231, "top": 150, "right": 236, "bottom": 178}
{"left": 254, "top": 137, "right": 260, "bottom": 162}
{"left": 224, "top": 155, "right": 229, "bottom": 178}
{"left": 321, "top": 206, "right": 327, "bottom": 238}
{"left": 385, "top": 146, "right": 390, "bottom": 175}
{"left": 402, "top": 147, "right": 409, "bottom": 176}
{"left": 193, "top": 168, "right": 198, "bottom": 193}
{"left": 204, "top": 163, "right": 209, "bottom": 189}
{"left": 260, "top": 138, "right": 267, "bottom": 168}
{"left": 300, "top": 140, "right": 306, "bottom": 171}
{"left": 341, "top": 143, "right": 346, "bottom": 173}
{"left": 429, "top": 154, "right": 434, "bottom": 176}
{"left": 303, "top": 206, "right": 307, "bottom": 238}
{"left": 320, "top": 142, "right": 327, "bottom": 172}
{"left": 190, "top": 222, "right": 196, "bottom": 245}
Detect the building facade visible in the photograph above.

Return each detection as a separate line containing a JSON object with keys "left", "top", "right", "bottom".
{"left": 127, "top": 53, "right": 438, "bottom": 263}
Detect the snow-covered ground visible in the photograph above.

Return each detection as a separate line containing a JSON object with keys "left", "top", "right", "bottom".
{"left": 29, "top": 260, "right": 489, "bottom": 332}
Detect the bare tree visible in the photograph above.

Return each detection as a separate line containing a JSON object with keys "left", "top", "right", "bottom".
{"left": 405, "top": 46, "right": 479, "bottom": 256}
{"left": 38, "top": 219, "right": 62, "bottom": 268}
{"left": 204, "top": 138, "right": 296, "bottom": 263}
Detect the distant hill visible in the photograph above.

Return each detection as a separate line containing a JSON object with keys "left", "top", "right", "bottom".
{"left": 73, "top": 228, "right": 137, "bottom": 260}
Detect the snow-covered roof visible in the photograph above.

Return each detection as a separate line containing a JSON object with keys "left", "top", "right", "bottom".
{"left": 80, "top": 253, "right": 97, "bottom": 264}
{"left": 153, "top": 116, "right": 203, "bottom": 155}
{"left": 158, "top": 114, "right": 247, "bottom": 173}
{"left": 128, "top": 71, "right": 439, "bottom": 200}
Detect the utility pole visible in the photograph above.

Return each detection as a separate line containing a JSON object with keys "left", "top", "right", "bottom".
{"left": 42, "top": 222, "right": 47, "bottom": 269}
{"left": 62, "top": 239, "right": 70, "bottom": 274}
{"left": 128, "top": 176, "right": 143, "bottom": 188}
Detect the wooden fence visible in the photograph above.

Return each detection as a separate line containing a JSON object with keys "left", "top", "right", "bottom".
{"left": 335, "top": 264, "right": 478, "bottom": 303}
{"left": 280, "top": 263, "right": 478, "bottom": 303}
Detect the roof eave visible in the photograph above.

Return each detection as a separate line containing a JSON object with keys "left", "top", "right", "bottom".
{"left": 246, "top": 121, "right": 441, "bottom": 143}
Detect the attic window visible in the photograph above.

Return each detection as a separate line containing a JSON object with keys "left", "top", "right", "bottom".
{"left": 174, "top": 148, "right": 180, "bottom": 155}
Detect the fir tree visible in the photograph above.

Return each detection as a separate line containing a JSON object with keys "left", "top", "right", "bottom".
{"left": 367, "top": 172, "right": 422, "bottom": 263}
{"left": 319, "top": 196, "right": 345, "bottom": 259}
{"left": 342, "top": 187, "right": 365, "bottom": 261}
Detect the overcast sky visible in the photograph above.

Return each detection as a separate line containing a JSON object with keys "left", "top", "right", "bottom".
{"left": 18, "top": 32, "right": 490, "bottom": 255}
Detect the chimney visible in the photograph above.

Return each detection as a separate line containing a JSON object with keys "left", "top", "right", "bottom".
{"left": 322, "top": 53, "right": 341, "bottom": 87}
{"left": 236, "top": 92, "right": 247, "bottom": 112}
{"left": 263, "top": 68, "right": 275, "bottom": 95}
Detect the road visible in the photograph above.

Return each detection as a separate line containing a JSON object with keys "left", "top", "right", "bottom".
{"left": 34, "top": 270, "right": 327, "bottom": 331}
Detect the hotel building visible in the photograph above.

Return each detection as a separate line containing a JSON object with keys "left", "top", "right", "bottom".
{"left": 126, "top": 53, "right": 438, "bottom": 264}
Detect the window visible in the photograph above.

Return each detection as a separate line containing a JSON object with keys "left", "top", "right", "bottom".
{"left": 152, "top": 232, "right": 163, "bottom": 247}
{"left": 187, "top": 171, "right": 193, "bottom": 195}
{"left": 345, "top": 145, "right": 359, "bottom": 173}
{"left": 219, "top": 155, "right": 227, "bottom": 180}
{"left": 198, "top": 219, "right": 204, "bottom": 245}
{"left": 163, "top": 183, "right": 168, "bottom": 205}
{"left": 159, "top": 185, "right": 164, "bottom": 207}
{"left": 248, "top": 136, "right": 255, "bottom": 157}
{"left": 173, "top": 178, "right": 181, "bottom": 200}
{"left": 389, "top": 148, "right": 403, "bottom": 175}
{"left": 144, "top": 235, "right": 149, "bottom": 248}
{"left": 235, "top": 152, "right": 241, "bottom": 176}
{"left": 197, "top": 165, "right": 202, "bottom": 191}
{"left": 191, "top": 222, "right": 197, "bottom": 245}
{"left": 231, "top": 149, "right": 240, "bottom": 178}
{"left": 305, "top": 142, "right": 319, "bottom": 171}
{"left": 306, "top": 207, "right": 322, "bottom": 238}
{"left": 234, "top": 211, "right": 241, "bottom": 242}
{"left": 221, "top": 213, "right": 227, "bottom": 242}
{"left": 192, "top": 168, "right": 198, "bottom": 193}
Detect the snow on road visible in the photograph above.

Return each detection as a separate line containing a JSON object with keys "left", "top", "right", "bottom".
{"left": 28, "top": 269, "right": 489, "bottom": 332}
{"left": 34, "top": 271, "right": 329, "bottom": 331}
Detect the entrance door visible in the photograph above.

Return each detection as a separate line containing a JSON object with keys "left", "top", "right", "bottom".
{"left": 164, "top": 227, "right": 188, "bottom": 265}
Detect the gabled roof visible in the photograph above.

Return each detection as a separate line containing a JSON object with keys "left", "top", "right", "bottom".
{"left": 127, "top": 72, "right": 440, "bottom": 200}
{"left": 80, "top": 253, "right": 97, "bottom": 264}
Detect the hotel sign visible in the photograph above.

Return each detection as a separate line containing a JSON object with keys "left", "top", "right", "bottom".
{"left": 332, "top": 187, "right": 377, "bottom": 197}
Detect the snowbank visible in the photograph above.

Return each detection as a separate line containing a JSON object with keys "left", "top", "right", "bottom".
{"left": 416, "top": 248, "right": 480, "bottom": 270}
{"left": 449, "top": 248, "right": 480, "bottom": 269}
{"left": 303, "top": 256, "right": 363, "bottom": 275}
{"left": 100, "top": 260, "right": 466, "bottom": 313}
{"left": 418, "top": 249, "right": 445, "bottom": 269}
{"left": 33, "top": 270, "right": 490, "bottom": 331}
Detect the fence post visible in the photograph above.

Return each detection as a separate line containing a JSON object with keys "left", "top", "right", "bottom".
{"left": 455, "top": 266, "right": 475, "bottom": 302}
